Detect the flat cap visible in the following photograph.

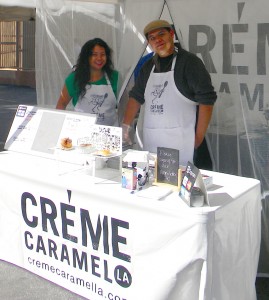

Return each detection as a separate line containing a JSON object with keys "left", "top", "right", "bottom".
{"left": 144, "top": 19, "right": 172, "bottom": 37}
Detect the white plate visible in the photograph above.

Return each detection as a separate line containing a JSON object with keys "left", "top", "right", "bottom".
{"left": 92, "top": 151, "right": 118, "bottom": 158}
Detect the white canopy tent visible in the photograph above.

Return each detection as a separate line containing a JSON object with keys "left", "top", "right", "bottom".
{"left": 1, "top": 0, "right": 269, "bottom": 277}
{"left": 0, "top": 0, "right": 36, "bottom": 8}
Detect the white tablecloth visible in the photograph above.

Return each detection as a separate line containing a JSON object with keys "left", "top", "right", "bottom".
{"left": 0, "top": 151, "right": 261, "bottom": 300}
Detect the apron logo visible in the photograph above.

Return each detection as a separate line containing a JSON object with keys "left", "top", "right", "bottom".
{"left": 98, "top": 113, "right": 105, "bottom": 122}
{"left": 150, "top": 81, "right": 168, "bottom": 103}
{"left": 150, "top": 81, "right": 167, "bottom": 114}
{"left": 89, "top": 93, "right": 108, "bottom": 113}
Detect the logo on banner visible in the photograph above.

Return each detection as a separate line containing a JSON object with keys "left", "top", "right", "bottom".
{"left": 186, "top": 2, "right": 269, "bottom": 129}
{"left": 20, "top": 189, "right": 132, "bottom": 299}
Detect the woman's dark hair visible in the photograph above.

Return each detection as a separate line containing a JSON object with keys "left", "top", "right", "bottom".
{"left": 74, "top": 38, "right": 114, "bottom": 98}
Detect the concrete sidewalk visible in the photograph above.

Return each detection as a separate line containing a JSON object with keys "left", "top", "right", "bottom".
{"left": 0, "top": 84, "right": 37, "bottom": 151}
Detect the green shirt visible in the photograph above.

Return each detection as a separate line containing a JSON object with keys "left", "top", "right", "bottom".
{"left": 65, "top": 70, "right": 119, "bottom": 106}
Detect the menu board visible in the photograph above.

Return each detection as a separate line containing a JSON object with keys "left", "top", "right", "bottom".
{"left": 156, "top": 147, "right": 179, "bottom": 186}
{"left": 5, "top": 105, "right": 95, "bottom": 154}
{"left": 4, "top": 105, "right": 122, "bottom": 163}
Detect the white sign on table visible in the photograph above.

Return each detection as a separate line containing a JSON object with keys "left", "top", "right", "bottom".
{"left": 5, "top": 105, "right": 122, "bottom": 164}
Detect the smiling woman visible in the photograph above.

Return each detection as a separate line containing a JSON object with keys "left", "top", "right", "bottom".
{"left": 56, "top": 38, "right": 119, "bottom": 126}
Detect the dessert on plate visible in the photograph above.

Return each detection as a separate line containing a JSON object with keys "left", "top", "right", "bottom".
{"left": 60, "top": 137, "right": 73, "bottom": 150}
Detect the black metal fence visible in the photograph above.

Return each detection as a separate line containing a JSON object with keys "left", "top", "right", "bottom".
{"left": 0, "top": 20, "right": 35, "bottom": 70}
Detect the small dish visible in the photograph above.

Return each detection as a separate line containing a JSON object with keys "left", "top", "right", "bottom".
{"left": 76, "top": 144, "right": 96, "bottom": 154}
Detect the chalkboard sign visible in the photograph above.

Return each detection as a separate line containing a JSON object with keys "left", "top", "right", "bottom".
{"left": 156, "top": 147, "right": 180, "bottom": 186}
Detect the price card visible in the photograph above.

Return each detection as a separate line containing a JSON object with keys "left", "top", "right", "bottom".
{"left": 179, "top": 161, "right": 209, "bottom": 206}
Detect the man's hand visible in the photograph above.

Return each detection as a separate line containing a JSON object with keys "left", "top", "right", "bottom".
{"left": 122, "top": 123, "right": 132, "bottom": 146}
{"left": 195, "top": 104, "right": 214, "bottom": 149}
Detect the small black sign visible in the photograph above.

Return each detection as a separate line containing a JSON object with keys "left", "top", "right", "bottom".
{"left": 179, "top": 161, "right": 200, "bottom": 205}
{"left": 156, "top": 147, "right": 179, "bottom": 186}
